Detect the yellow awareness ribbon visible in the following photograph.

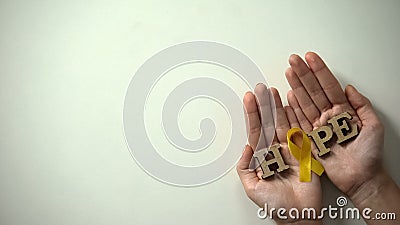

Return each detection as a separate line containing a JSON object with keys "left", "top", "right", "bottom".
{"left": 287, "top": 127, "right": 324, "bottom": 182}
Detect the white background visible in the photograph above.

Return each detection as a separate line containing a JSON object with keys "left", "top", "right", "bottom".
{"left": 0, "top": 1, "right": 399, "bottom": 225}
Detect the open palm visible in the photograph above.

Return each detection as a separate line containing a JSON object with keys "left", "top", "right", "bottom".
{"left": 237, "top": 85, "right": 322, "bottom": 224}
{"left": 285, "top": 52, "right": 384, "bottom": 197}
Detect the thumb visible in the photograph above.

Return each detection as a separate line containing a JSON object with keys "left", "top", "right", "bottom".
{"left": 345, "top": 85, "right": 382, "bottom": 128}
{"left": 236, "top": 145, "right": 258, "bottom": 195}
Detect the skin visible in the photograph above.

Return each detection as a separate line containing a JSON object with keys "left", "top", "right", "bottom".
{"left": 237, "top": 52, "right": 400, "bottom": 224}
{"left": 237, "top": 86, "right": 322, "bottom": 225}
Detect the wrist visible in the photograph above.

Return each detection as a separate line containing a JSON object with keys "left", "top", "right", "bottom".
{"left": 348, "top": 168, "right": 391, "bottom": 208}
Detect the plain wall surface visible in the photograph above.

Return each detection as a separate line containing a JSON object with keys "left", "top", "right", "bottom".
{"left": 0, "top": 1, "right": 399, "bottom": 225}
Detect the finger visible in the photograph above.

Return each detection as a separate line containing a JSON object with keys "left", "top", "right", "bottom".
{"left": 271, "top": 87, "right": 290, "bottom": 144}
{"left": 284, "top": 105, "right": 300, "bottom": 128}
{"left": 236, "top": 145, "right": 259, "bottom": 195}
{"left": 243, "top": 92, "right": 262, "bottom": 150}
{"left": 304, "top": 52, "right": 349, "bottom": 106}
{"left": 287, "top": 90, "right": 322, "bottom": 160}
{"left": 345, "top": 85, "right": 383, "bottom": 128}
{"left": 284, "top": 105, "right": 301, "bottom": 165}
{"left": 287, "top": 90, "right": 313, "bottom": 132}
{"left": 285, "top": 67, "right": 320, "bottom": 125}
{"left": 289, "top": 54, "right": 331, "bottom": 112}
{"left": 254, "top": 83, "right": 276, "bottom": 148}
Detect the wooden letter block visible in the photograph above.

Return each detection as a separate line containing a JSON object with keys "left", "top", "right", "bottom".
{"left": 308, "top": 126, "right": 333, "bottom": 156}
{"left": 253, "top": 144, "right": 289, "bottom": 179}
{"left": 328, "top": 112, "right": 359, "bottom": 144}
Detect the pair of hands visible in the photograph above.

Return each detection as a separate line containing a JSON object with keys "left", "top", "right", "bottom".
{"left": 236, "top": 52, "right": 387, "bottom": 224}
